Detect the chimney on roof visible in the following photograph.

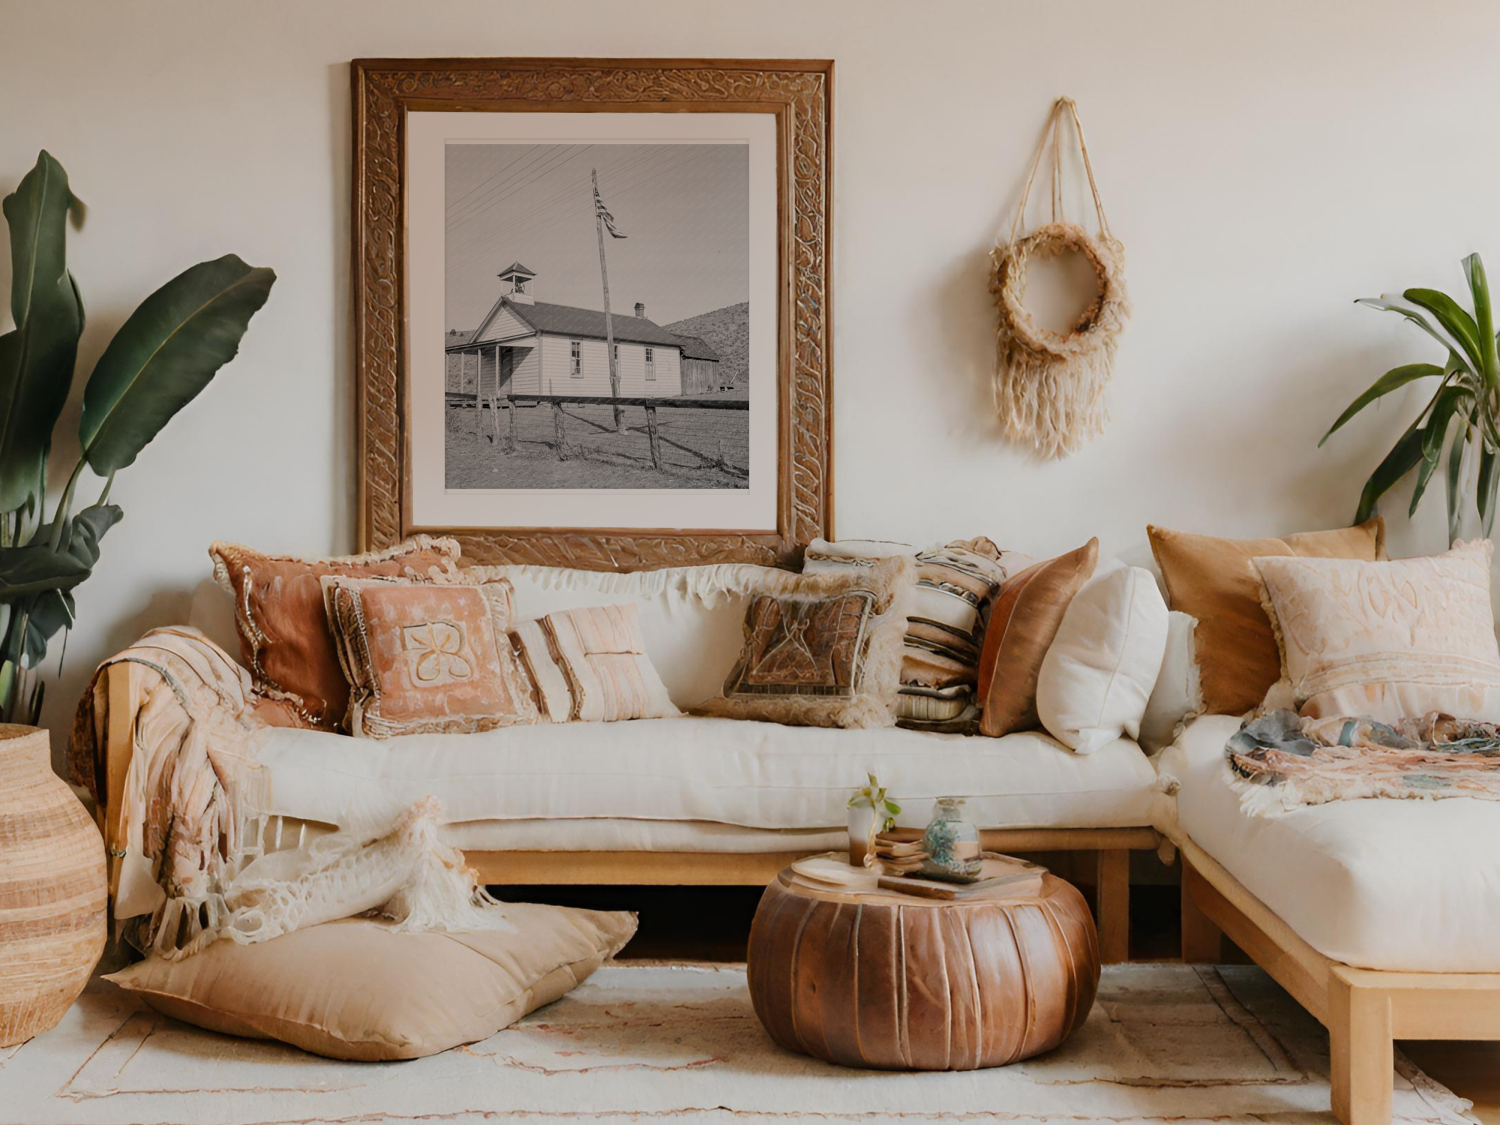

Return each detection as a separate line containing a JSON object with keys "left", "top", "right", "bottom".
{"left": 634, "top": 302, "right": 645, "bottom": 319}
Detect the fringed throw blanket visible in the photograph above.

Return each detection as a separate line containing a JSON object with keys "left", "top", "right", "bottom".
{"left": 70, "top": 627, "right": 512, "bottom": 960}
{"left": 1227, "top": 708, "right": 1500, "bottom": 816}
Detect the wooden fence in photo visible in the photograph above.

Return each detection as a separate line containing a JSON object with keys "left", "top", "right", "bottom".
{"left": 500, "top": 393, "right": 748, "bottom": 474}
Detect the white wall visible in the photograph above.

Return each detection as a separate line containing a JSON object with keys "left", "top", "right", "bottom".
{"left": 2, "top": 0, "right": 1496, "bottom": 748}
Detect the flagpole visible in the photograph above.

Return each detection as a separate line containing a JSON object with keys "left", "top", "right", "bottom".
{"left": 593, "top": 168, "right": 625, "bottom": 434}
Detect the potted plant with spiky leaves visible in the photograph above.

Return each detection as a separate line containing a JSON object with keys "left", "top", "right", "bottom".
{"left": 0, "top": 151, "right": 274, "bottom": 723}
{"left": 1323, "top": 253, "right": 1500, "bottom": 544}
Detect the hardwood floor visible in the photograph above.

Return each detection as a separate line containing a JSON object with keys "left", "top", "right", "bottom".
{"left": 500, "top": 880, "right": 1500, "bottom": 1114}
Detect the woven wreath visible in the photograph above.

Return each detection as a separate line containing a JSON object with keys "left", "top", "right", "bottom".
{"left": 991, "top": 100, "right": 1129, "bottom": 460}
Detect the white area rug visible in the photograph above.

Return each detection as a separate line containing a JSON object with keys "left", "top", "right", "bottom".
{"left": 0, "top": 962, "right": 1476, "bottom": 1124}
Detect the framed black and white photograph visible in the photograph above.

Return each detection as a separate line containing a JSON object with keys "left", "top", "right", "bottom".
{"left": 352, "top": 59, "right": 834, "bottom": 569}
{"left": 442, "top": 141, "right": 750, "bottom": 492}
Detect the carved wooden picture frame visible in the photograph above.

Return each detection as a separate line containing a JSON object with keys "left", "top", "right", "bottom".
{"left": 351, "top": 58, "right": 833, "bottom": 570}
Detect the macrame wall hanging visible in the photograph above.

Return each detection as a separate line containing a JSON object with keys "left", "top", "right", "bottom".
{"left": 990, "top": 97, "right": 1129, "bottom": 460}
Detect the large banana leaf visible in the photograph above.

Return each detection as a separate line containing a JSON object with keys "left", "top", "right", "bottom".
{"left": 1320, "top": 362, "right": 1442, "bottom": 446}
{"left": 0, "top": 152, "right": 84, "bottom": 513}
{"left": 0, "top": 542, "right": 90, "bottom": 598}
{"left": 79, "top": 254, "right": 274, "bottom": 473}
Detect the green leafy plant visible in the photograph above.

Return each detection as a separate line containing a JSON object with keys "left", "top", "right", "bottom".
{"left": 0, "top": 151, "right": 274, "bottom": 724}
{"left": 1323, "top": 253, "right": 1500, "bottom": 543}
{"left": 847, "top": 771, "right": 901, "bottom": 832}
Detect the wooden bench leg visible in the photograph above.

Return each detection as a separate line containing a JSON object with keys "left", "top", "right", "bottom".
{"left": 1179, "top": 859, "right": 1224, "bottom": 963}
{"left": 1329, "top": 970, "right": 1393, "bottom": 1125}
{"left": 1095, "top": 849, "right": 1129, "bottom": 964}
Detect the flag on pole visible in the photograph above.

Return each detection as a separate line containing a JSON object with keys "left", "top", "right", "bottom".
{"left": 593, "top": 179, "right": 627, "bottom": 239}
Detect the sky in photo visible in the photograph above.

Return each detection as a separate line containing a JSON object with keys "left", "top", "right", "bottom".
{"left": 445, "top": 142, "right": 749, "bottom": 331}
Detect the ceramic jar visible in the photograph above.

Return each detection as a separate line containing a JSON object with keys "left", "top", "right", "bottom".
{"left": 921, "top": 796, "right": 983, "bottom": 882}
{"left": 847, "top": 804, "right": 878, "bottom": 867}
{"left": 0, "top": 725, "right": 107, "bottom": 1046}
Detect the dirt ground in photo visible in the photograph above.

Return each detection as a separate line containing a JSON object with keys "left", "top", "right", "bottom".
{"left": 445, "top": 397, "right": 749, "bottom": 490}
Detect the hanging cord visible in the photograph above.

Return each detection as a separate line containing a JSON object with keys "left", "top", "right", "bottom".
{"left": 1003, "top": 97, "right": 1113, "bottom": 248}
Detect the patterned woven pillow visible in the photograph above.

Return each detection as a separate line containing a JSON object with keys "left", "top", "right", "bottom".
{"left": 803, "top": 538, "right": 1028, "bottom": 731}
{"left": 510, "top": 603, "right": 680, "bottom": 723}
{"left": 210, "top": 537, "right": 461, "bottom": 730}
{"left": 699, "top": 555, "right": 916, "bottom": 729}
{"left": 322, "top": 574, "right": 539, "bottom": 738}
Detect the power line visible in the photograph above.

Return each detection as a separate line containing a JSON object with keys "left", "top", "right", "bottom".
{"left": 444, "top": 144, "right": 574, "bottom": 229}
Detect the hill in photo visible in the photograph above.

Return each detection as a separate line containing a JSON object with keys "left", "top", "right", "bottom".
{"left": 664, "top": 302, "right": 749, "bottom": 390}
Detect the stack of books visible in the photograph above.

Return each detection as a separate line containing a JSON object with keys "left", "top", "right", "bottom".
{"left": 870, "top": 833, "right": 927, "bottom": 875}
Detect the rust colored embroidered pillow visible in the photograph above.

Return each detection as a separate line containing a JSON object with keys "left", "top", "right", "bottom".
{"left": 210, "top": 537, "right": 461, "bottom": 730}
{"left": 510, "top": 604, "right": 679, "bottom": 723}
{"left": 323, "top": 575, "right": 539, "bottom": 738}
{"left": 699, "top": 555, "right": 916, "bottom": 729}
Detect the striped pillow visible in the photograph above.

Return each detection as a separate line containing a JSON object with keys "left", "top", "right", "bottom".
{"left": 803, "top": 538, "right": 1031, "bottom": 732}
{"left": 511, "top": 603, "right": 680, "bottom": 723}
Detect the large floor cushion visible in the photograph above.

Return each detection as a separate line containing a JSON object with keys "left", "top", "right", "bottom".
{"left": 225, "top": 717, "right": 1159, "bottom": 838}
{"left": 1160, "top": 715, "right": 1500, "bottom": 972}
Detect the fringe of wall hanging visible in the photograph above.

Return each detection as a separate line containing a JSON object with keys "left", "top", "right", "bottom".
{"left": 990, "top": 97, "right": 1129, "bottom": 460}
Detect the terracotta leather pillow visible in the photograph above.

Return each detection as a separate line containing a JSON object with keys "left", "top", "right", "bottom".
{"left": 323, "top": 575, "right": 540, "bottom": 738}
{"left": 1147, "top": 518, "right": 1385, "bottom": 716}
{"left": 977, "top": 539, "right": 1098, "bottom": 738}
{"left": 105, "top": 905, "right": 637, "bottom": 1061}
{"left": 210, "top": 537, "right": 461, "bottom": 730}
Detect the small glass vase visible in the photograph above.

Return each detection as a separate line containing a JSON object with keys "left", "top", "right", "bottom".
{"left": 921, "top": 797, "right": 983, "bottom": 883}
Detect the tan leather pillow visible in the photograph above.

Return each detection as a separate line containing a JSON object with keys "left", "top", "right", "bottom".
{"left": 1147, "top": 519, "right": 1385, "bottom": 716}
{"left": 104, "top": 905, "right": 637, "bottom": 1061}
{"left": 977, "top": 539, "right": 1099, "bottom": 738}
{"left": 210, "top": 537, "right": 461, "bottom": 730}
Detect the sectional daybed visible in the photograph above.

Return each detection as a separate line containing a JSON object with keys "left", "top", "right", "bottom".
{"left": 82, "top": 529, "right": 1500, "bottom": 1125}
{"left": 1165, "top": 715, "right": 1500, "bottom": 1125}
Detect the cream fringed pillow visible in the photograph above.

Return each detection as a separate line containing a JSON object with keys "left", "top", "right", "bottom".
{"left": 697, "top": 555, "right": 916, "bottom": 729}
{"left": 1254, "top": 540, "right": 1500, "bottom": 722}
{"left": 323, "top": 574, "right": 540, "bottom": 737}
{"left": 106, "top": 906, "right": 637, "bottom": 1061}
{"left": 510, "top": 603, "right": 680, "bottom": 723}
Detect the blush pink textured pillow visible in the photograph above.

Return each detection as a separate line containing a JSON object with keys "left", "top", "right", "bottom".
{"left": 323, "top": 575, "right": 540, "bottom": 737}
{"left": 1254, "top": 540, "right": 1500, "bottom": 722}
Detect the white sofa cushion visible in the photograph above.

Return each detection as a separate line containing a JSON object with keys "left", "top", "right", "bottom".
{"left": 1159, "top": 714, "right": 1500, "bottom": 972}
{"left": 226, "top": 717, "right": 1159, "bottom": 839}
{"left": 1035, "top": 565, "right": 1168, "bottom": 754}
{"left": 494, "top": 564, "right": 788, "bottom": 710}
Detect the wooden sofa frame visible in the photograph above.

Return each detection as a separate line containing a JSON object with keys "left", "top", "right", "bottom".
{"left": 1178, "top": 836, "right": 1500, "bottom": 1125}
{"left": 99, "top": 662, "right": 1157, "bottom": 964}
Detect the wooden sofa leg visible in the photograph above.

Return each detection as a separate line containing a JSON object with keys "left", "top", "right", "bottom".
{"left": 1329, "top": 969, "right": 1393, "bottom": 1125}
{"left": 1095, "top": 849, "right": 1129, "bottom": 964}
{"left": 1179, "top": 859, "right": 1224, "bottom": 963}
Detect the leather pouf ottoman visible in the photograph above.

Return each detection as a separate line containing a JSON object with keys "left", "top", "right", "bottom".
{"left": 747, "top": 869, "right": 1099, "bottom": 1070}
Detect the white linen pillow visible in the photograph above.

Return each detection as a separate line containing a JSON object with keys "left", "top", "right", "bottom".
{"left": 1253, "top": 539, "right": 1500, "bottom": 722}
{"left": 1036, "top": 565, "right": 1169, "bottom": 753}
{"left": 1138, "top": 611, "right": 1203, "bottom": 752}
